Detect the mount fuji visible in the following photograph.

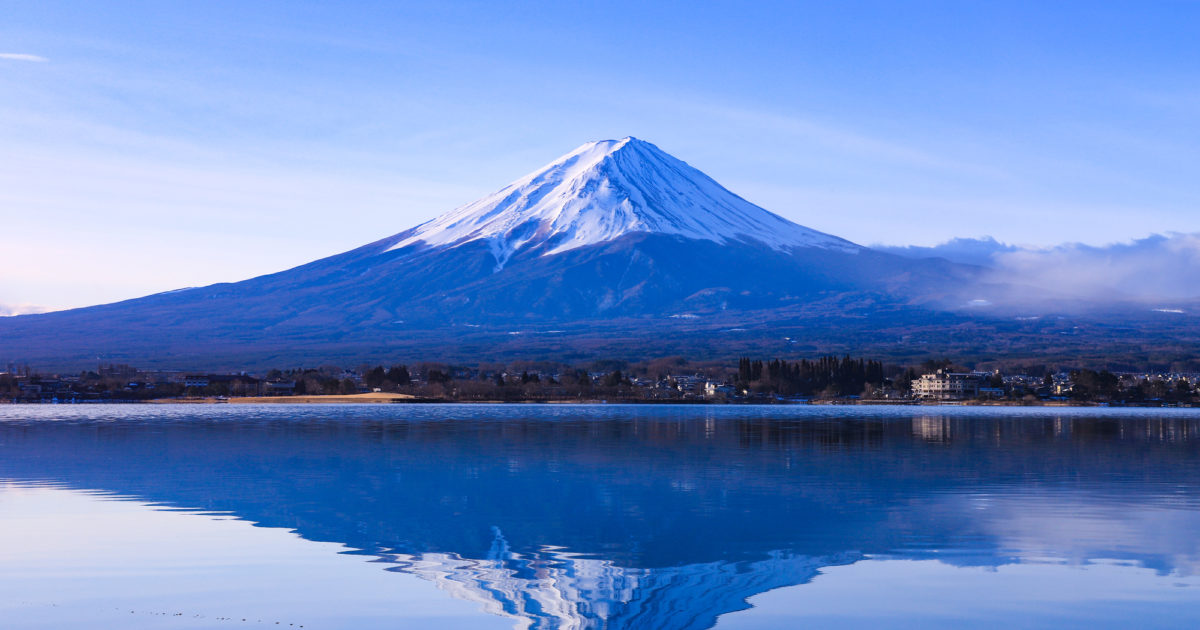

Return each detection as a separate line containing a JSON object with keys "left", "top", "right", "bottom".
{"left": 8, "top": 137, "right": 1190, "bottom": 370}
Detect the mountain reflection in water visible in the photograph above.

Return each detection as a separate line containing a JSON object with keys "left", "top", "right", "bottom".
{"left": 2, "top": 405, "right": 1199, "bottom": 629}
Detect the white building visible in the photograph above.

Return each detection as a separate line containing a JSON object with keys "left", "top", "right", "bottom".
{"left": 704, "top": 382, "right": 735, "bottom": 397}
{"left": 912, "top": 370, "right": 986, "bottom": 400}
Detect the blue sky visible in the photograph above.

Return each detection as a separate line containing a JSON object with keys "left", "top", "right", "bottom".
{"left": 2, "top": 1, "right": 1199, "bottom": 310}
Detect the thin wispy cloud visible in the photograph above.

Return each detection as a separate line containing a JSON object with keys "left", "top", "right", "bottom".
{"left": 648, "top": 97, "right": 1009, "bottom": 179}
{"left": 0, "top": 53, "right": 47, "bottom": 62}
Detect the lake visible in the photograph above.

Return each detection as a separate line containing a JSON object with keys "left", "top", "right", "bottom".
{"left": 1, "top": 404, "right": 1199, "bottom": 629}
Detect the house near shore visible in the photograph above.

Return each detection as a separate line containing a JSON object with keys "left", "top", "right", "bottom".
{"left": 705, "top": 381, "right": 736, "bottom": 397}
{"left": 182, "top": 374, "right": 261, "bottom": 395}
{"left": 669, "top": 374, "right": 706, "bottom": 393}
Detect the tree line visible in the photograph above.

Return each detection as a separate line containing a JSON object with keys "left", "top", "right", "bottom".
{"left": 737, "top": 356, "right": 886, "bottom": 397}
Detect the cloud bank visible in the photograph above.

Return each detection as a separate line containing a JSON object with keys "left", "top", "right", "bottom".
{"left": 877, "top": 233, "right": 1200, "bottom": 304}
{"left": 0, "top": 53, "right": 48, "bottom": 62}
{"left": 874, "top": 237, "right": 1018, "bottom": 268}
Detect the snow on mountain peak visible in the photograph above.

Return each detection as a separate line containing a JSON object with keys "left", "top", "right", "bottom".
{"left": 386, "top": 137, "right": 858, "bottom": 268}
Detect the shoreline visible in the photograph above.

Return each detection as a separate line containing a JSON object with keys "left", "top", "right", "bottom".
{"left": 10, "top": 395, "right": 1188, "bottom": 408}
{"left": 147, "top": 392, "right": 437, "bottom": 404}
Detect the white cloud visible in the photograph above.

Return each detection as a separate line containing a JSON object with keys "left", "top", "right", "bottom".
{"left": 0, "top": 53, "right": 48, "bottom": 62}
{"left": 880, "top": 233, "right": 1200, "bottom": 303}
{"left": 0, "top": 303, "right": 51, "bottom": 317}
{"left": 992, "top": 233, "right": 1200, "bottom": 302}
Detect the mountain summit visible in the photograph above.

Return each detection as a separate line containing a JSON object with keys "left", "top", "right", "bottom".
{"left": 386, "top": 137, "right": 857, "bottom": 269}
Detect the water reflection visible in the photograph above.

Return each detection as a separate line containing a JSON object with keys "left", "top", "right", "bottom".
{"left": 1, "top": 405, "right": 1199, "bottom": 628}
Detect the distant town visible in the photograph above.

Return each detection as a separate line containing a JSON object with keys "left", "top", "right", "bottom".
{"left": 2, "top": 356, "right": 1198, "bottom": 406}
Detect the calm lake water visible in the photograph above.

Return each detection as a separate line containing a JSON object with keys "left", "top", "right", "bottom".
{"left": 2, "top": 404, "right": 1199, "bottom": 629}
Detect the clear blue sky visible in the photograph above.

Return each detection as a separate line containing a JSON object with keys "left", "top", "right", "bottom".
{"left": 2, "top": 1, "right": 1199, "bottom": 310}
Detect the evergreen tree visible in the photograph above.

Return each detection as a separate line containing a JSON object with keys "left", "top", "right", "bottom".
{"left": 365, "top": 366, "right": 387, "bottom": 388}
{"left": 386, "top": 365, "right": 411, "bottom": 386}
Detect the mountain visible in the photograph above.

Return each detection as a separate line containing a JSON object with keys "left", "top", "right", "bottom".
{"left": 2, "top": 137, "right": 1198, "bottom": 370}
{"left": 357, "top": 137, "right": 967, "bottom": 321}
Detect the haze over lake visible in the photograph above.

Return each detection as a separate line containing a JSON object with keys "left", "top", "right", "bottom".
{"left": 2, "top": 404, "right": 1199, "bottom": 629}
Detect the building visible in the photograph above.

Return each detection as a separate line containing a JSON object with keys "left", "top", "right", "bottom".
{"left": 669, "top": 374, "right": 706, "bottom": 393}
{"left": 183, "top": 374, "right": 260, "bottom": 394}
{"left": 263, "top": 380, "right": 296, "bottom": 396}
{"left": 98, "top": 364, "right": 139, "bottom": 379}
{"left": 912, "top": 370, "right": 986, "bottom": 400}
{"left": 704, "top": 381, "right": 736, "bottom": 397}
{"left": 182, "top": 375, "right": 211, "bottom": 388}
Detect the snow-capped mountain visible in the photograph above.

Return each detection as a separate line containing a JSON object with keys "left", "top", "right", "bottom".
{"left": 387, "top": 137, "right": 857, "bottom": 269}
{"left": 389, "top": 542, "right": 851, "bottom": 630}
{"left": 0, "top": 137, "right": 999, "bottom": 368}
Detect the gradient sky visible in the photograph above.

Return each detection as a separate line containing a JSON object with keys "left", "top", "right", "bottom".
{"left": 3, "top": 1, "right": 1199, "bottom": 311}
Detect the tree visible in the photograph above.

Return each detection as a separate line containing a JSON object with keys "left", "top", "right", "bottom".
{"left": 737, "top": 355, "right": 886, "bottom": 397}
{"left": 895, "top": 368, "right": 919, "bottom": 394}
{"left": 1174, "top": 378, "right": 1194, "bottom": 402}
{"left": 1069, "top": 369, "right": 1119, "bottom": 401}
{"left": 364, "top": 366, "right": 387, "bottom": 389}
{"left": 920, "top": 358, "right": 956, "bottom": 373}
{"left": 386, "top": 365, "right": 411, "bottom": 386}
